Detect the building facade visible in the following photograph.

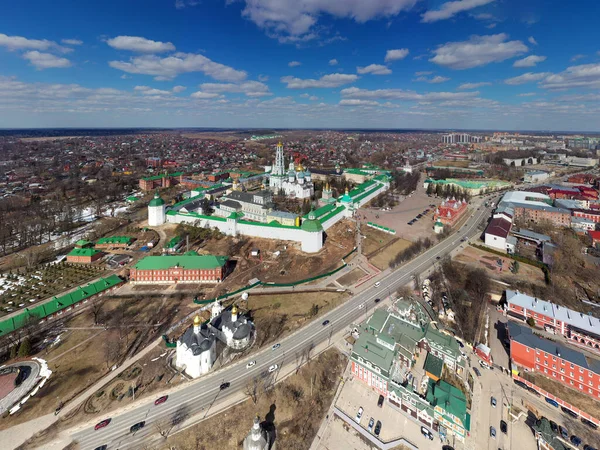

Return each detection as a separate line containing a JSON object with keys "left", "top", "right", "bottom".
{"left": 66, "top": 248, "right": 103, "bottom": 264}
{"left": 433, "top": 198, "right": 468, "bottom": 227}
{"left": 148, "top": 192, "right": 166, "bottom": 226}
{"left": 95, "top": 236, "right": 134, "bottom": 249}
{"left": 268, "top": 142, "right": 314, "bottom": 199}
{"left": 129, "top": 253, "right": 228, "bottom": 284}
{"left": 513, "top": 205, "right": 571, "bottom": 227}
{"left": 139, "top": 172, "right": 185, "bottom": 191}
{"left": 175, "top": 315, "right": 217, "bottom": 378}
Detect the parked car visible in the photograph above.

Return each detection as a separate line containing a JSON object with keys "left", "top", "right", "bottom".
{"left": 374, "top": 420, "right": 382, "bottom": 436}
{"left": 559, "top": 426, "right": 569, "bottom": 439}
{"left": 130, "top": 421, "right": 145, "bottom": 433}
{"left": 561, "top": 406, "right": 578, "bottom": 418}
{"left": 514, "top": 380, "right": 528, "bottom": 389}
{"left": 545, "top": 398, "right": 559, "bottom": 407}
{"left": 220, "top": 382, "right": 231, "bottom": 390}
{"left": 581, "top": 418, "right": 599, "bottom": 429}
{"left": 322, "top": 320, "right": 330, "bottom": 326}
{"left": 377, "top": 394, "right": 384, "bottom": 407}
{"left": 490, "top": 426, "right": 496, "bottom": 439}
{"left": 500, "top": 420, "right": 507, "bottom": 434}
{"left": 491, "top": 397, "right": 497, "bottom": 408}
{"left": 268, "top": 364, "right": 278, "bottom": 373}
{"left": 246, "top": 360, "right": 256, "bottom": 369}
{"left": 570, "top": 435, "right": 582, "bottom": 446}
{"left": 272, "top": 343, "right": 281, "bottom": 350}
{"left": 442, "top": 447, "right": 455, "bottom": 450}
{"left": 473, "top": 368, "right": 481, "bottom": 377}
{"left": 355, "top": 407, "right": 364, "bottom": 423}
{"left": 368, "top": 417, "right": 375, "bottom": 432}
{"left": 584, "top": 445, "right": 598, "bottom": 450}
{"left": 94, "top": 419, "right": 111, "bottom": 431}
{"left": 550, "top": 420, "right": 558, "bottom": 434}
{"left": 421, "top": 426, "right": 433, "bottom": 440}
{"left": 154, "top": 395, "right": 168, "bottom": 406}
{"left": 94, "top": 446, "right": 107, "bottom": 450}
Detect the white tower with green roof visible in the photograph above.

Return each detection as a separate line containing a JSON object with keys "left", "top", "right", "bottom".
{"left": 148, "top": 192, "right": 166, "bottom": 226}
{"left": 301, "top": 209, "right": 323, "bottom": 253}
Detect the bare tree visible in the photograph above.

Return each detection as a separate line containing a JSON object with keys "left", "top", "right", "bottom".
{"left": 244, "top": 376, "right": 263, "bottom": 405}
{"left": 154, "top": 416, "right": 174, "bottom": 439}
{"left": 91, "top": 298, "right": 103, "bottom": 325}
{"left": 103, "top": 334, "right": 121, "bottom": 369}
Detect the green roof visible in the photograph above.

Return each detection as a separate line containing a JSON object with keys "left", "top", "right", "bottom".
{"left": 426, "top": 379, "right": 467, "bottom": 425}
{"left": 366, "top": 308, "right": 389, "bottom": 332}
{"left": 142, "top": 172, "right": 184, "bottom": 181}
{"left": 166, "top": 210, "right": 227, "bottom": 222}
{"left": 68, "top": 248, "right": 101, "bottom": 257}
{"left": 134, "top": 254, "right": 228, "bottom": 270}
{"left": 75, "top": 239, "right": 92, "bottom": 247}
{"left": 305, "top": 202, "right": 336, "bottom": 219}
{"left": 425, "top": 178, "right": 511, "bottom": 189}
{"left": 165, "top": 236, "right": 182, "bottom": 249}
{"left": 351, "top": 332, "right": 395, "bottom": 376}
{"left": 96, "top": 236, "right": 134, "bottom": 245}
{"left": 318, "top": 205, "right": 346, "bottom": 224}
{"left": 425, "top": 324, "right": 460, "bottom": 357}
{"left": 228, "top": 211, "right": 244, "bottom": 220}
{"left": 0, "top": 275, "right": 123, "bottom": 338}
{"left": 301, "top": 217, "right": 324, "bottom": 233}
{"left": 424, "top": 353, "right": 444, "bottom": 378}
{"left": 126, "top": 196, "right": 139, "bottom": 202}
{"left": 149, "top": 193, "right": 165, "bottom": 207}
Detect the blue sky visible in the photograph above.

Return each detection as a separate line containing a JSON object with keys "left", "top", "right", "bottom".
{"left": 0, "top": 0, "right": 599, "bottom": 130}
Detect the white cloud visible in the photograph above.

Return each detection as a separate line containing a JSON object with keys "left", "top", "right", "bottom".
{"left": 22, "top": 51, "right": 72, "bottom": 69}
{"left": 415, "top": 71, "right": 433, "bottom": 76}
{"left": 504, "top": 72, "right": 551, "bottom": 85}
{"left": 416, "top": 75, "right": 450, "bottom": 83}
{"left": 109, "top": 52, "right": 247, "bottom": 81}
{"left": 281, "top": 73, "right": 358, "bottom": 89}
{"left": 106, "top": 36, "right": 176, "bottom": 53}
{"left": 513, "top": 55, "right": 546, "bottom": 68}
{"left": 528, "top": 36, "right": 538, "bottom": 45}
{"left": 571, "top": 54, "right": 585, "bottom": 62}
{"left": 175, "top": 0, "right": 199, "bottom": 9}
{"left": 339, "top": 99, "right": 379, "bottom": 106}
{"left": 422, "top": 0, "right": 495, "bottom": 23}
{"left": 457, "top": 81, "right": 491, "bottom": 89}
{"left": 239, "top": 0, "right": 418, "bottom": 43}
{"left": 199, "top": 81, "right": 272, "bottom": 97}
{"left": 518, "top": 92, "right": 536, "bottom": 97}
{"left": 329, "top": 58, "right": 338, "bottom": 66}
{"left": 540, "top": 63, "right": 600, "bottom": 90}
{"left": 120, "top": 74, "right": 131, "bottom": 79}
{"left": 341, "top": 86, "right": 480, "bottom": 102}
{"left": 430, "top": 33, "right": 528, "bottom": 69}
{"left": 288, "top": 61, "right": 302, "bottom": 67}
{"left": 258, "top": 74, "right": 269, "bottom": 82}
{"left": 309, "top": 95, "right": 318, "bottom": 101}
{"left": 61, "top": 39, "right": 83, "bottom": 46}
{"left": 0, "top": 33, "right": 69, "bottom": 53}
{"left": 385, "top": 48, "right": 409, "bottom": 62}
{"left": 136, "top": 86, "right": 173, "bottom": 96}
{"left": 190, "top": 91, "right": 221, "bottom": 99}
{"left": 357, "top": 64, "right": 391, "bottom": 75}
{"left": 172, "top": 85, "right": 186, "bottom": 93}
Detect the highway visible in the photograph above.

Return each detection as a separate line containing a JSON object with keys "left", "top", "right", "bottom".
{"left": 70, "top": 201, "right": 494, "bottom": 450}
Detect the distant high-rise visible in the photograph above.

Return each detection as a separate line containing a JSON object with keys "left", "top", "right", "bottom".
{"left": 441, "top": 133, "right": 481, "bottom": 144}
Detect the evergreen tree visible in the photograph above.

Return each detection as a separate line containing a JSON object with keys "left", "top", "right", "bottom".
{"left": 18, "top": 337, "right": 32, "bottom": 357}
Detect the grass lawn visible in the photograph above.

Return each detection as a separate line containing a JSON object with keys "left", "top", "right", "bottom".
{"left": 369, "top": 238, "right": 412, "bottom": 270}
{"left": 362, "top": 227, "right": 396, "bottom": 257}
{"left": 163, "top": 349, "right": 346, "bottom": 450}
{"left": 336, "top": 268, "right": 367, "bottom": 287}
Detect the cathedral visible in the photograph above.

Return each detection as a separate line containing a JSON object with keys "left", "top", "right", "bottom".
{"left": 243, "top": 416, "right": 272, "bottom": 450}
{"left": 268, "top": 142, "right": 314, "bottom": 199}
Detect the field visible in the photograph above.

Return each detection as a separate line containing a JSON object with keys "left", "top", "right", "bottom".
{"left": 336, "top": 268, "right": 367, "bottom": 286}
{"left": 362, "top": 227, "right": 396, "bottom": 256}
{"left": 369, "top": 238, "right": 413, "bottom": 270}
{"left": 162, "top": 349, "right": 346, "bottom": 450}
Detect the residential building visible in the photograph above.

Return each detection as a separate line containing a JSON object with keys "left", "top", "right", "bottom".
{"left": 513, "top": 205, "right": 571, "bottom": 228}
{"left": 66, "top": 247, "right": 103, "bottom": 264}
{"left": 589, "top": 230, "right": 600, "bottom": 249}
{"left": 508, "top": 321, "right": 600, "bottom": 400}
{"left": 567, "top": 173, "right": 596, "bottom": 185}
{"left": 214, "top": 188, "right": 273, "bottom": 223}
{"left": 129, "top": 252, "right": 229, "bottom": 284}
{"left": 426, "top": 379, "right": 470, "bottom": 440}
{"left": 441, "top": 133, "right": 481, "bottom": 144}
{"left": 433, "top": 198, "right": 468, "bottom": 227}
{"left": 139, "top": 172, "right": 185, "bottom": 190}
{"left": 524, "top": 170, "right": 550, "bottom": 183}
{"left": 484, "top": 216, "right": 514, "bottom": 252}
{"left": 506, "top": 290, "right": 600, "bottom": 352}
{"left": 572, "top": 209, "right": 600, "bottom": 224}
{"left": 95, "top": 236, "right": 134, "bottom": 249}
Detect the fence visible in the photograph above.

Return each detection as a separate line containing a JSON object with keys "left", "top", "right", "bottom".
{"left": 366, "top": 222, "right": 396, "bottom": 235}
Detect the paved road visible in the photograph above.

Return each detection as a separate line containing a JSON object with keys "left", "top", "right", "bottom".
{"left": 70, "top": 203, "right": 493, "bottom": 450}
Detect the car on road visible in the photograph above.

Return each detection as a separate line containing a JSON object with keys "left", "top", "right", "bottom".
{"left": 94, "top": 419, "right": 111, "bottom": 431}
{"left": 421, "top": 426, "right": 433, "bottom": 440}
{"left": 561, "top": 406, "right": 578, "bottom": 418}
{"left": 272, "top": 343, "right": 281, "bottom": 350}
{"left": 436, "top": 256, "right": 441, "bottom": 260}
{"left": 550, "top": 420, "right": 558, "bottom": 434}
{"left": 581, "top": 418, "right": 598, "bottom": 429}
{"left": 368, "top": 417, "right": 375, "bottom": 432}
{"left": 358, "top": 303, "right": 365, "bottom": 309}
{"left": 130, "top": 421, "right": 145, "bottom": 433}
{"left": 559, "top": 425, "right": 569, "bottom": 439}
{"left": 355, "top": 407, "right": 364, "bottom": 423}
{"left": 246, "top": 360, "right": 256, "bottom": 369}
{"left": 220, "top": 382, "right": 231, "bottom": 390}
{"left": 154, "top": 395, "right": 168, "bottom": 406}
{"left": 374, "top": 420, "right": 382, "bottom": 436}
{"left": 94, "top": 446, "right": 107, "bottom": 450}
{"left": 500, "top": 420, "right": 507, "bottom": 434}
{"left": 473, "top": 367, "right": 481, "bottom": 377}
{"left": 571, "top": 435, "right": 582, "bottom": 446}
{"left": 490, "top": 426, "right": 496, "bottom": 439}
{"left": 584, "top": 445, "right": 598, "bottom": 450}
{"left": 322, "top": 319, "right": 330, "bottom": 326}
{"left": 374, "top": 282, "right": 381, "bottom": 288}
{"left": 374, "top": 298, "right": 381, "bottom": 303}
{"left": 268, "top": 364, "right": 278, "bottom": 373}
{"left": 407, "top": 221, "right": 413, "bottom": 225}
{"left": 491, "top": 397, "right": 497, "bottom": 407}
{"left": 377, "top": 394, "right": 384, "bottom": 407}
{"left": 545, "top": 397, "right": 559, "bottom": 407}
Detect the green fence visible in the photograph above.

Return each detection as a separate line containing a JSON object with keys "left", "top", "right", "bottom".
{"left": 193, "top": 281, "right": 262, "bottom": 304}
{"left": 260, "top": 263, "right": 348, "bottom": 288}
{"left": 366, "top": 222, "right": 396, "bottom": 235}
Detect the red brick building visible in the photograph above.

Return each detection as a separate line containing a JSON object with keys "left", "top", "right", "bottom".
{"left": 512, "top": 205, "right": 571, "bottom": 227}
{"left": 433, "top": 198, "right": 468, "bottom": 226}
{"left": 572, "top": 209, "right": 600, "bottom": 223}
{"left": 130, "top": 253, "right": 229, "bottom": 284}
{"left": 508, "top": 321, "right": 600, "bottom": 400}
{"left": 567, "top": 174, "right": 596, "bottom": 185}
{"left": 139, "top": 172, "right": 185, "bottom": 191}
{"left": 589, "top": 230, "right": 600, "bottom": 248}
{"left": 66, "top": 248, "right": 103, "bottom": 264}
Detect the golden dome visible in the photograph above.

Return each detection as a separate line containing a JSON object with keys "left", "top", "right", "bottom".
{"left": 296, "top": 163, "right": 304, "bottom": 172}
{"left": 193, "top": 314, "right": 201, "bottom": 326}
{"left": 231, "top": 304, "right": 238, "bottom": 315}
{"left": 345, "top": 187, "right": 349, "bottom": 194}
{"left": 325, "top": 182, "right": 330, "bottom": 190}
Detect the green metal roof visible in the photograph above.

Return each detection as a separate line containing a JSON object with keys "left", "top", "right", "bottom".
{"left": 305, "top": 202, "right": 336, "bottom": 219}
{"left": 96, "top": 236, "right": 134, "bottom": 245}
{"left": 301, "top": 217, "right": 324, "bottom": 233}
{"left": 0, "top": 275, "right": 123, "bottom": 338}
{"left": 425, "top": 178, "right": 511, "bottom": 189}
{"left": 318, "top": 205, "right": 346, "bottom": 224}
{"left": 149, "top": 193, "right": 165, "bottom": 207}
{"left": 126, "top": 196, "right": 139, "bottom": 202}
{"left": 424, "top": 353, "right": 444, "bottom": 378}
{"left": 426, "top": 379, "right": 467, "bottom": 425}
{"left": 366, "top": 308, "right": 389, "bottom": 332}
{"left": 68, "top": 248, "right": 101, "bottom": 257}
{"left": 424, "top": 324, "right": 460, "bottom": 357}
{"left": 134, "top": 254, "right": 228, "bottom": 270}
{"left": 228, "top": 211, "right": 244, "bottom": 220}
{"left": 351, "top": 332, "right": 395, "bottom": 376}
{"left": 166, "top": 209, "right": 227, "bottom": 222}
{"left": 165, "top": 236, "right": 182, "bottom": 249}
{"left": 75, "top": 239, "right": 93, "bottom": 247}
{"left": 142, "top": 171, "right": 184, "bottom": 181}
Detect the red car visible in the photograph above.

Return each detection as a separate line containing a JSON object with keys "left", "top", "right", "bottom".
{"left": 94, "top": 418, "right": 111, "bottom": 431}
{"left": 154, "top": 395, "right": 168, "bottom": 406}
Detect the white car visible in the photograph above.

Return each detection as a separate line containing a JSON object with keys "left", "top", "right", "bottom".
{"left": 374, "top": 282, "right": 381, "bottom": 288}
{"left": 355, "top": 406, "right": 364, "bottom": 422}
{"left": 268, "top": 364, "right": 278, "bottom": 373}
{"left": 246, "top": 361, "right": 256, "bottom": 369}
{"left": 358, "top": 303, "right": 365, "bottom": 309}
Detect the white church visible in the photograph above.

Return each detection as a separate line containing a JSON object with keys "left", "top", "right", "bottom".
{"left": 175, "top": 301, "right": 255, "bottom": 378}
{"left": 267, "top": 142, "right": 314, "bottom": 199}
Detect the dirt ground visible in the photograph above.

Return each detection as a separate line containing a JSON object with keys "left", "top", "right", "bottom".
{"left": 358, "top": 175, "right": 440, "bottom": 243}
{"left": 362, "top": 227, "right": 396, "bottom": 257}
{"left": 337, "top": 268, "right": 367, "bottom": 286}
{"left": 0, "top": 294, "right": 196, "bottom": 429}
{"left": 163, "top": 349, "right": 346, "bottom": 450}
{"left": 369, "top": 238, "right": 413, "bottom": 271}
{"left": 454, "top": 245, "right": 546, "bottom": 286}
